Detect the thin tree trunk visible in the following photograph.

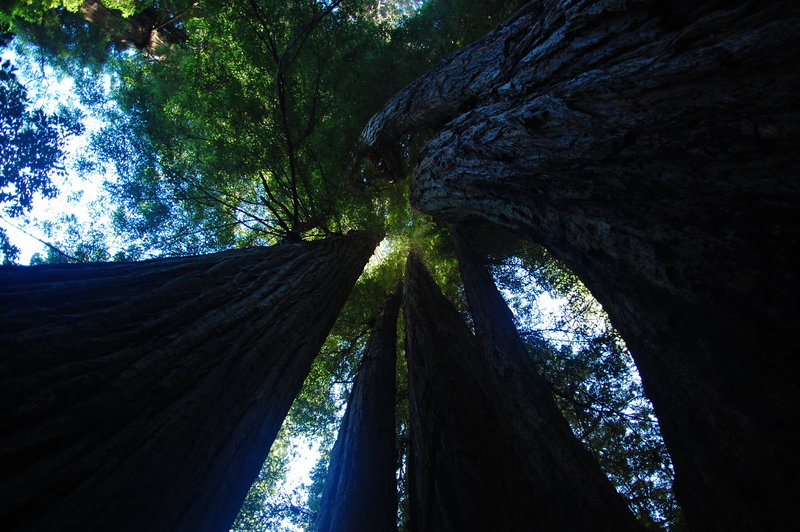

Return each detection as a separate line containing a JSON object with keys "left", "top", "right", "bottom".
{"left": 402, "top": 251, "right": 640, "bottom": 531}
{"left": 360, "top": 2, "right": 799, "bottom": 527}
{"left": 314, "top": 281, "right": 401, "bottom": 532}
{"left": 0, "top": 232, "right": 377, "bottom": 532}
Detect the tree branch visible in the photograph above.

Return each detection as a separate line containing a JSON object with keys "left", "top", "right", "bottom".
{"left": 0, "top": 216, "right": 84, "bottom": 263}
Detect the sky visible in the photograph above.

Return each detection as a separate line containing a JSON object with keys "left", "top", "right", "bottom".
{"left": 1, "top": 46, "right": 115, "bottom": 264}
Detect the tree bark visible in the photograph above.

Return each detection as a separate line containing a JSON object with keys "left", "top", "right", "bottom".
{"left": 360, "top": 2, "right": 799, "bottom": 528}
{"left": 402, "top": 251, "right": 640, "bottom": 531}
{"left": 0, "top": 232, "right": 377, "bottom": 532}
{"left": 314, "top": 281, "right": 401, "bottom": 532}
{"left": 450, "top": 224, "right": 642, "bottom": 527}
{"left": 79, "top": 0, "right": 189, "bottom": 57}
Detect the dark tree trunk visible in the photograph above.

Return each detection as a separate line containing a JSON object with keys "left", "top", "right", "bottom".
{"left": 402, "top": 251, "right": 640, "bottom": 531}
{"left": 79, "top": 0, "right": 190, "bottom": 57}
{"left": 449, "top": 224, "right": 642, "bottom": 526}
{"left": 314, "top": 281, "right": 401, "bottom": 532}
{"left": 360, "top": 2, "right": 800, "bottom": 528}
{"left": 0, "top": 233, "right": 377, "bottom": 532}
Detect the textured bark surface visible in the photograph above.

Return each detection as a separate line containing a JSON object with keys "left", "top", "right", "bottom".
{"left": 314, "top": 282, "right": 401, "bottom": 532}
{"left": 362, "top": 2, "right": 800, "bottom": 528}
{"left": 403, "top": 252, "right": 640, "bottom": 531}
{"left": 0, "top": 232, "right": 376, "bottom": 532}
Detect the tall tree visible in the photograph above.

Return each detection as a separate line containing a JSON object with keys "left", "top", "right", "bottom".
{"left": 0, "top": 231, "right": 377, "bottom": 532}
{"left": 402, "top": 250, "right": 641, "bottom": 531}
{"left": 360, "top": 1, "right": 800, "bottom": 528}
{"left": 314, "top": 280, "right": 401, "bottom": 532}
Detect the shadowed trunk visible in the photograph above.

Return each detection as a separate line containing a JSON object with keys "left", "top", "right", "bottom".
{"left": 0, "top": 232, "right": 377, "bottom": 532}
{"left": 314, "top": 281, "right": 401, "bottom": 532}
{"left": 450, "top": 224, "right": 643, "bottom": 527}
{"left": 360, "top": 2, "right": 799, "bottom": 527}
{"left": 403, "top": 251, "right": 640, "bottom": 531}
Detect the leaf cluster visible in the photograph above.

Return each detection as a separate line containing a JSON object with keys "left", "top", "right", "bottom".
{"left": 1, "top": 56, "right": 82, "bottom": 261}
{"left": 84, "top": 0, "right": 401, "bottom": 249}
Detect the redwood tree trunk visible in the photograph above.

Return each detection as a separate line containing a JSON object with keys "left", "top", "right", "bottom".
{"left": 360, "top": 1, "right": 799, "bottom": 527}
{"left": 0, "top": 233, "right": 376, "bottom": 532}
{"left": 403, "top": 251, "right": 640, "bottom": 531}
{"left": 314, "top": 282, "right": 401, "bottom": 532}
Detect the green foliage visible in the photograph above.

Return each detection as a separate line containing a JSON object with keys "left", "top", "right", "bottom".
{"left": 75, "top": 0, "right": 520, "bottom": 254}
{"left": 3, "top": 1, "right": 151, "bottom": 24}
{"left": 2, "top": 1, "right": 74, "bottom": 25}
{"left": 8, "top": 11, "right": 117, "bottom": 75}
{"left": 391, "top": 0, "right": 519, "bottom": 73}
{"left": 83, "top": 0, "right": 406, "bottom": 249}
{"left": 0, "top": 56, "right": 82, "bottom": 262}
{"left": 229, "top": 424, "right": 298, "bottom": 532}
{"left": 26, "top": 211, "right": 133, "bottom": 263}
{"left": 2, "top": 1, "right": 196, "bottom": 77}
